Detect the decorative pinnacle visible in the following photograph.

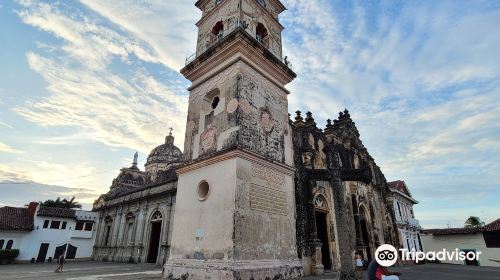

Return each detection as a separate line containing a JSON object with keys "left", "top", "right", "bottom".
{"left": 326, "top": 119, "right": 332, "bottom": 128}
{"left": 305, "top": 111, "right": 313, "bottom": 122}
{"left": 132, "top": 151, "right": 138, "bottom": 166}
{"left": 169, "top": 127, "right": 173, "bottom": 136}
{"left": 294, "top": 110, "right": 303, "bottom": 123}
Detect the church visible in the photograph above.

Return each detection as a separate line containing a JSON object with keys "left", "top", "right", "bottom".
{"left": 92, "top": 0, "right": 402, "bottom": 279}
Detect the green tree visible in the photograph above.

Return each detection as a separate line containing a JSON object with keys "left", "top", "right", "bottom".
{"left": 464, "top": 216, "right": 485, "bottom": 228}
{"left": 41, "top": 196, "right": 82, "bottom": 209}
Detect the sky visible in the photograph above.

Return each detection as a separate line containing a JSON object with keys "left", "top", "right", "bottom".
{"left": 0, "top": 0, "right": 499, "bottom": 229}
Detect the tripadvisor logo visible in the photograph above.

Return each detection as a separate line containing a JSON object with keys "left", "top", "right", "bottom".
{"left": 375, "top": 244, "right": 398, "bottom": 267}
{"left": 375, "top": 244, "right": 482, "bottom": 266}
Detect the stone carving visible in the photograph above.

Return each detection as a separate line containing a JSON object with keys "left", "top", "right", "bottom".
{"left": 250, "top": 183, "right": 287, "bottom": 215}
{"left": 226, "top": 98, "right": 239, "bottom": 113}
{"left": 239, "top": 99, "right": 252, "bottom": 114}
{"left": 200, "top": 126, "right": 217, "bottom": 153}
{"left": 260, "top": 109, "right": 274, "bottom": 133}
{"left": 314, "top": 196, "right": 327, "bottom": 211}
{"left": 250, "top": 163, "right": 287, "bottom": 215}
{"left": 251, "top": 163, "right": 285, "bottom": 189}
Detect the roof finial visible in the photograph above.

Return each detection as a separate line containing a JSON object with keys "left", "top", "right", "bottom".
{"left": 166, "top": 126, "right": 175, "bottom": 145}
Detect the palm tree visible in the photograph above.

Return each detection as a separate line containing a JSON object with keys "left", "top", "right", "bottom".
{"left": 41, "top": 196, "right": 82, "bottom": 209}
{"left": 464, "top": 216, "right": 485, "bottom": 228}
{"left": 62, "top": 197, "right": 82, "bottom": 209}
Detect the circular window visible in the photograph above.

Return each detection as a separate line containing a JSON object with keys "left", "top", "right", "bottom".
{"left": 197, "top": 180, "right": 210, "bottom": 201}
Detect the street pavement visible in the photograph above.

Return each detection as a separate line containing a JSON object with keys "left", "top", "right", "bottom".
{"left": 0, "top": 261, "right": 162, "bottom": 280}
{"left": 302, "top": 263, "right": 500, "bottom": 280}
{"left": 0, "top": 261, "right": 499, "bottom": 280}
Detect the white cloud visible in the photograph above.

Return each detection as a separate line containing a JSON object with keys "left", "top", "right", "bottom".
{"left": 14, "top": 0, "right": 189, "bottom": 154}
{"left": 0, "top": 121, "right": 13, "bottom": 129}
{"left": 79, "top": 0, "right": 200, "bottom": 71}
{"left": 0, "top": 142, "right": 23, "bottom": 154}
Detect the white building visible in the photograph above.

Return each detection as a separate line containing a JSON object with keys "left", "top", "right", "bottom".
{"left": 388, "top": 180, "right": 423, "bottom": 253}
{"left": 421, "top": 218, "right": 500, "bottom": 267}
{"left": 0, "top": 202, "right": 98, "bottom": 263}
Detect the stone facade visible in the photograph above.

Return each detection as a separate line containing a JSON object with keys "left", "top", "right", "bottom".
{"left": 92, "top": 133, "right": 181, "bottom": 265}
{"left": 292, "top": 110, "right": 400, "bottom": 274}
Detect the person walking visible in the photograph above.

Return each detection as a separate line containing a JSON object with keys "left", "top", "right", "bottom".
{"left": 54, "top": 252, "right": 65, "bottom": 273}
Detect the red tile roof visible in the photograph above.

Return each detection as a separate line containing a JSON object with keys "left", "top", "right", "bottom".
{"left": 388, "top": 180, "right": 413, "bottom": 197}
{"left": 0, "top": 206, "right": 34, "bottom": 231}
{"left": 484, "top": 218, "right": 500, "bottom": 232}
{"left": 423, "top": 227, "right": 483, "bottom": 235}
{"left": 424, "top": 218, "right": 500, "bottom": 235}
{"left": 37, "top": 206, "right": 76, "bottom": 218}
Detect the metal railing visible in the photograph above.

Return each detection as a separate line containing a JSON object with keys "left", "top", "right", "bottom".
{"left": 184, "top": 19, "right": 293, "bottom": 71}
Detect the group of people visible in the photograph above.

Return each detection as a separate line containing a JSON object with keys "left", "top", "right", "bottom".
{"left": 354, "top": 252, "right": 402, "bottom": 280}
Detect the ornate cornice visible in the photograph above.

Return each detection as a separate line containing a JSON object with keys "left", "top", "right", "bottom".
{"left": 176, "top": 148, "right": 295, "bottom": 176}
{"left": 181, "top": 28, "right": 295, "bottom": 92}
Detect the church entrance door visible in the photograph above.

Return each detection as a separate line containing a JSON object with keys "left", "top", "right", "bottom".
{"left": 360, "top": 217, "right": 372, "bottom": 261}
{"left": 147, "top": 221, "right": 162, "bottom": 263}
{"left": 315, "top": 211, "right": 332, "bottom": 270}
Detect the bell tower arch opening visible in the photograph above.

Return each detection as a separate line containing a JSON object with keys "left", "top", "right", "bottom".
{"left": 256, "top": 23, "right": 269, "bottom": 48}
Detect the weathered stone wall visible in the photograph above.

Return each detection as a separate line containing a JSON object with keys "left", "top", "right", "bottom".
{"left": 183, "top": 62, "right": 240, "bottom": 160}
{"left": 233, "top": 158, "right": 298, "bottom": 260}
{"left": 196, "top": 0, "right": 240, "bottom": 55}
{"left": 241, "top": 0, "right": 283, "bottom": 58}
{"left": 236, "top": 63, "right": 290, "bottom": 163}
{"left": 183, "top": 61, "right": 291, "bottom": 164}
{"left": 167, "top": 158, "right": 238, "bottom": 260}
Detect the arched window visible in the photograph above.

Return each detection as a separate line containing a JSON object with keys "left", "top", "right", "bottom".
{"left": 0, "top": 239, "right": 4, "bottom": 249}
{"left": 151, "top": 211, "right": 162, "bottom": 222}
{"left": 257, "top": 0, "right": 266, "bottom": 7}
{"left": 211, "top": 21, "right": 224, "bottom": 44}
{"left": 203, "top": 88, "right": 221, "bottom": 128}
{"left": 256, "top": 23, "right": 269, "bottom": 48}
{"left": 6, "top": 240, "right": 13, "bottom": 249}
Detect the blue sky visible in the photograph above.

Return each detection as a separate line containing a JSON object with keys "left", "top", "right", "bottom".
{"left": 0, "top": 0, "right": 499, "bottom": 229}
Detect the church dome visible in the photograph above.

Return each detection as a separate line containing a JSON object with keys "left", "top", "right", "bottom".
{"left": 146, "top": 131, "right": 183, "bottom": 166}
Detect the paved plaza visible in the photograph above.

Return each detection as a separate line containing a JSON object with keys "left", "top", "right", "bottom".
{"left": 0, "top": 262, "right": 499, "bottom": 280}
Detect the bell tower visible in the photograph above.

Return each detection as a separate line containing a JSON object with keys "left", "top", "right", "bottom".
{"left": 165, "top": 0, "right": 301, "bottom": 278}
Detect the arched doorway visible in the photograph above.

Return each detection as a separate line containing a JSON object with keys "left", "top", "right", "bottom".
{"left": 314, "top": 195, "right": 332, "bottom": 270}
{"left": 359, "top": 207, "right": 372, "bottom": 261}
{"left": 147, "top": 211, "right": 163, "bottom": 263}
